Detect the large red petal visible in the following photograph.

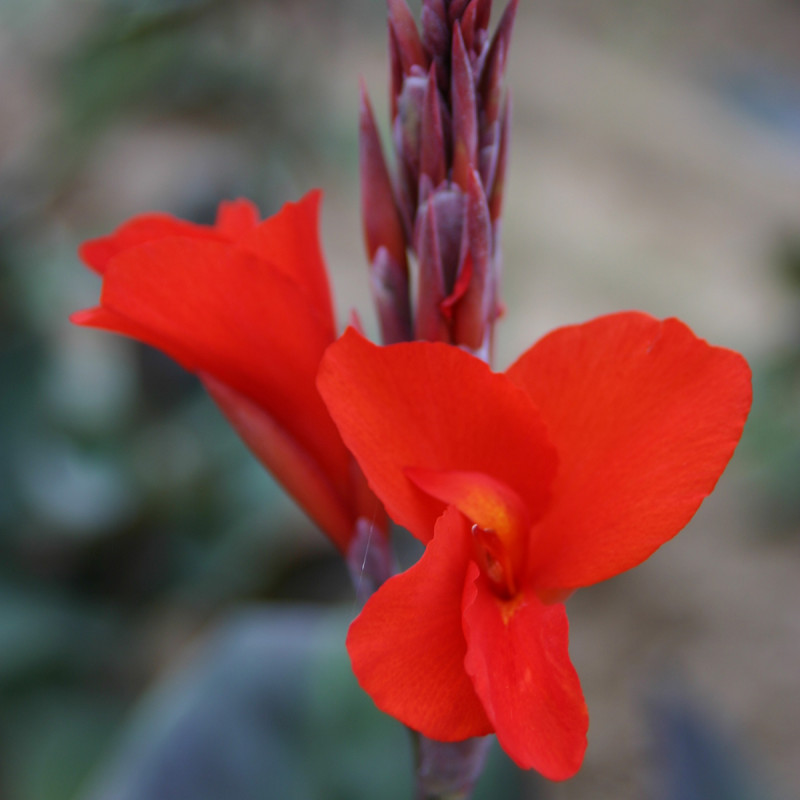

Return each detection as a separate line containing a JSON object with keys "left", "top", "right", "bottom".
{"left": 318, "top": 329, "right": 556, "bottom": 542}
{"left": 78, "top": 237, "right": 349, "bottom": 500}
{"left": 507, "top": 312, "right": 752, "bottom": 591}
{"left": 347, "top": 506, "right": 492, "bottom": 740}
{"left": 79, "top": 215, "right": 224, "bottom": 275}
{"left": 462, "top": 571, "right": 588, "bottom": 779}
{"left": 237, "top": 190, "right": 336, "bottom": 341}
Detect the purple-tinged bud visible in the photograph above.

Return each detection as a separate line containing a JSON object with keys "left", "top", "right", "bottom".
{"left": 371, "top": 247, "right": 414, "bottom": 344}
{"left": 451, "top": 25, "right": 478, "bottom": 192}
{"left": 395, "top": 73, "right": 428, "bottom": 178}
{"left": 420, "top": 68, "right": 447, "bottom": 188}
{"left": 421, "top": 0, "right": 449, "bottom": 62}
{"left": 387, "top": 0, "right": 428, "bottom": 74}
{"left": 473, "top": 0, "right": 492, "bottom": 35}
{"left": 415, "top": 184, "right": 468, "bottom": 340}
{"left": 388, "top": 24, "right": 403, "bottom": 122}
{"left": 360, "top": 84, "right": 413, "bottom": 344}
{"left": 393, "top": 71, "right": 428, "bottom": 227}
{"left": 459, "top": 0, "right": 478, "bottom": 53}
{"left": 448, "top": 0, "right": 471, "bottom": 25}
{"left": 459, "top": 0, "right": 491, "bottom": 57}
{"left": 415, "top": 201, "right": 447, "bottom": 342}
{"left": 453, "top": 167, "right": 492, "bottom": 353}
{"left": 479, "top": 120, "right": 499, "bottom": 190}
{"left": 479, "top": 0, "right": 517, "bottom": 129}
{"left": 488, "top": 92, "right": 511, "bottom": 223}
{"left": 416, "top": 184, "right": 466, "bottom": 293}
{"left": 359, "top": 83, "right": 408, "bottom": 272}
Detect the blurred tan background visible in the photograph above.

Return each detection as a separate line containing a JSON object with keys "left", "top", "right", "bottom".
{"left": 1, "top": 1, "right": 799, "bottom": 799}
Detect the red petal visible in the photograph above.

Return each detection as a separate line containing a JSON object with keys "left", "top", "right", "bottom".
{"left": 203, "top": 375, "right": 354, "bottom": 550}
{"left": 347, "top": 506, "right": 492, "bottom": 740}
{"left": 462, "top": 570, "right": 588, "bottom": 779}
{"left": 215, "top": 198, "right": 260, "bottom": 238}
{"left": 79, "top": 215, "right": 223, "bottom": 275}
{"left": 80, "top": 237, "right": 349, "bottom": 501}
{"left": 70, "top": 306, "right": 156, "bottom": 340}
{"left": 405, "top": 468, "right": 530, "bottom": 534}
{"left": 236, "top": 190, "right": 336, "bottom": 341}
{"left": 406, "top": 468, "right": 530, "bottom": 597}
{"left": 507, "top": 312, "right": 752, "bottom": 590}
{"left": 318, "top": 329, "right": 556, "bottom": 542}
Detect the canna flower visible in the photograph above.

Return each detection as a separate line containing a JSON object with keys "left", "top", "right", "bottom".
{"left": 317, "top": 311, "right": 751, "bottom": 779}
{"left": 361, "top": 0, "right": 518, "bottom": 354}
{"left": 72, "top": 191, "right": 386, "bottom": 553}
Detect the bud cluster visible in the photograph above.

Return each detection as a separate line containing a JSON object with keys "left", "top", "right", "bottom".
{"left": 360, "top": 0, "right": 518, "bottom": 359}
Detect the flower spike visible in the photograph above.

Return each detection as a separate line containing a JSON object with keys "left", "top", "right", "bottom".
{"left": 361, "top": 0, "right": 519, "bottom": 354}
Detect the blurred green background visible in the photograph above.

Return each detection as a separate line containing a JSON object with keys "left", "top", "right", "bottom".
{"left": 1, "top": 0, "right": 799, "bottom": 798}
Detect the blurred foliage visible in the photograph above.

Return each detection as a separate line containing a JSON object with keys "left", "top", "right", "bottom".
{"left": 1, "top": 0, "right": 351, "bottom": 234}
{"left": 79, "top": 608, "right": 523, "bottom": 800}
{"left": 55, "top": 0, "right": 321, "bottom": 174}
{"left": 646, "top": 682, "right": 778, "bottom": 800}
{"left": 743, "top": 233, "right": 800, "bottom": 532}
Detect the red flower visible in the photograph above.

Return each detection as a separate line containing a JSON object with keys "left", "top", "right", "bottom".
{"left": 72, "top": 190, "right": 383, "bottom": 551}
{"left": 317, "top": 312, "right": 751, "bottom": 779}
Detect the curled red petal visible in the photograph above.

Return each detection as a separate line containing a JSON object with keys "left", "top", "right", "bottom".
{"left": 347, "top": 506, "right": 492, "bottom": 740}
{"left": 79, "top": 215, "right": 223, "bottom": 275}
{"left": 203, "top": 376, "right": 354, "bottom": 550}
{"left": 77, "top": 236, "right": 349, "bottom": 501}
{"left": 462, "top": 568, "right": 588, "bottom": 779}
{"left": 236, "top": 190, "right": 336, "bottom": 341}
{"left": 318, "top": 329, "right": 556, "bottom": 542}
{"left": 507, "top": 311, "right": 752, "bottom": 591}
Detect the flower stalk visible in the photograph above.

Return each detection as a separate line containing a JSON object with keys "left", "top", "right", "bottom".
{"left": 357, "top": 1, "right": 521, "bottom": 794}
{"left": 412, "top": 733, "right": 493, "bottom": 800}
{"left": 360, "top": 0, "right": 518, "bottom": 359}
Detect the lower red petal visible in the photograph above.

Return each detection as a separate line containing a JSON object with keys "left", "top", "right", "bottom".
{"left": 462, "top": 571, "right": 588, "bottom": 779}
{"left": 347, "top": 507, "right": 492, "bottom": 741}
